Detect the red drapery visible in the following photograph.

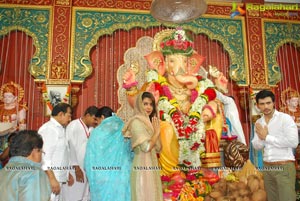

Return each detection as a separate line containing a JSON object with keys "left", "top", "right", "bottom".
{"left": 0, "top": 31, "right": 47, "bottom": 130}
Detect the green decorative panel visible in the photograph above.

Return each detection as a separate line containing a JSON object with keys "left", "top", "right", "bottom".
{"left": 70, "top": 10, "right": 160, "bottom": 81}
{"left": 264, "top": 20, "right": 300, "bottom": 86}
{"left": 188, "top": 18, "right": 248, "bottom": 86}
{"left": 71, "top": 9, "right": 248, "bottom": 85}
{"left": 0, "top": 6, "right": 51, "bottom": 79}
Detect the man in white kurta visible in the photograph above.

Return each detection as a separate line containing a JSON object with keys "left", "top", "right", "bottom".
{"left": 212, "top": 71, "right": 246, "bottom": 144}
{"left": 39, "top": 103, "right": 73, "bottom": 201}
{"left": 216, "top": 91, "right": 246, "bottom": 144}
{"left": 64, "top": 106, "right": 99, "bottom": 201}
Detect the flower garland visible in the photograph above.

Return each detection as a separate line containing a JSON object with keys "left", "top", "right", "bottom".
{"left": 161, "top": 168, "right": 215, "bottom": 201}
{"left": 42, "top": 83, "right": 71, "bottom": 111}
{"left": 147, "top": 70, "right": 216, "bottom": 167}
{"left": 63, "top": 86, "right": 71, "bottom": 103}
{"left": 160, "top": 27, "right": 194, "bottom": 57}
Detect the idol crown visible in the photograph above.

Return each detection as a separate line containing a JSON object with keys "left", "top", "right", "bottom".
{"left": 160, "top": 28, "right": 194, "bottom": 56}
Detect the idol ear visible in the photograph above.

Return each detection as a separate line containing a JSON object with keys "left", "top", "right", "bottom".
{"left": 188, "top": 53, "right": 205, "bottom": 75}
{"left": 144, "top": 51, "right": 165, "bottom": 75}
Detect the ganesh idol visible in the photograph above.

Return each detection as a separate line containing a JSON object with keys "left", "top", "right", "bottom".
{"left": 122, "top": 28, "right": 225, "bottom": 175}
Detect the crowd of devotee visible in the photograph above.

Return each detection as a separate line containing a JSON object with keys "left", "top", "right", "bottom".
{"left": 0, "top": 94, "right": 164, "bottom": 201}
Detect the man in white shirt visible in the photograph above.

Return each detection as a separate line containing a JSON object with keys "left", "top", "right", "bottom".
{"left": 64, "top": 106, "right": 99, "bottom": 201}
{"left": 39, "top": 102, "right": 73, "bottom": 201}
{"left": 252, "top": 90, "right": 298, "bottom": 201}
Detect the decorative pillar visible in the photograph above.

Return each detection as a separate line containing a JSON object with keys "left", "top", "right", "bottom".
{"left": 246, "top": 8, "right": 269, "bottom": 89}
{"left": 49, "top": 0, "right": 72, "bottom": 80}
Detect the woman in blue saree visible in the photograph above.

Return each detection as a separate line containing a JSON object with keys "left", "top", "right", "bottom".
{"left": 84, "top": 106, "right": 133, "bottom": 201}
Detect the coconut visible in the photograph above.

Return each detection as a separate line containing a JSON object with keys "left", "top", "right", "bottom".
{"left": 209, "top": 191, "right": 223, "bottom": 199}
{"left": 239, "top": 188, "right": 250, "bottom": 197}
{"left": 248, "top": 177, "right": 260, "bottom": 193}
{"left": 259, "top": 178, "right": 265, "bottom": 190}
{"left": 252, "top": 189, "right": 267, "bottom": 201}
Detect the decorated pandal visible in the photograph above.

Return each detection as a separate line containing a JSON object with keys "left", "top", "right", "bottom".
{"left": 119, "top": 28, "right": 265, "bottom": 200}
{"left": 1, "top": 26, "right": 298, "bottom": 200}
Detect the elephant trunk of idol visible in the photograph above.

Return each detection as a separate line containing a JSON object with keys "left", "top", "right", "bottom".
{"left": 175, "top": 75, "right": 198, "bottom": 89}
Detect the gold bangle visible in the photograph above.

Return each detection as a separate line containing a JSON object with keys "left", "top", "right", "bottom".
{"left": 126, "top": 89, "right": 138, "bottom": 96}
{"left": 127, "top": 86, "right": 138, "bottom": 92}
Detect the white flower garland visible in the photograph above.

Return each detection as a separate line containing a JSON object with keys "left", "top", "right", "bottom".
{"left": 147, "top": 70, "right": 214, "bottom": 167}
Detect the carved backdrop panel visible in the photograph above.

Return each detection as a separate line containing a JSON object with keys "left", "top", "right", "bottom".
{"left": 263, "top": 20, "right": 300, "bottom": 86}
{"left": 70, "top": 9, "right": 249, "bottom": 86}
{"left": 0, "top": 5, "right": 52, "bottom": 80}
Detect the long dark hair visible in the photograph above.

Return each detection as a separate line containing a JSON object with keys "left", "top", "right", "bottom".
{"left": 142, "top": 91, "right": 157, "bottom": 121}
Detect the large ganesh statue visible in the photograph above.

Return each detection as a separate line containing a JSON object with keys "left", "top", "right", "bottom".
{"left": 120, "top": 28, "right": 227, "bottom": 176}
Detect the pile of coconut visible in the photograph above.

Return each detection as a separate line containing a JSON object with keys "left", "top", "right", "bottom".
{"left": 205, "top": 160, "right": 267, "bottom": 201}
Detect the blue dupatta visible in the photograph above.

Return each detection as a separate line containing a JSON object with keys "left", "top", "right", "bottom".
{"left": 84, "top": 115, "right": 133, "bottom": 201}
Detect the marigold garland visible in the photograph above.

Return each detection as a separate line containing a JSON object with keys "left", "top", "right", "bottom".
{"left": 42, "top": 83, "right": 53, "bottom": 111}
{"left": 161, "top": 168, "right": 214, "bottom": 201}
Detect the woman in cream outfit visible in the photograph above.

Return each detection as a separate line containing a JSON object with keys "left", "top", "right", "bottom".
{"left": 123, "top": 92, "right": 163, "bottom": 201}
